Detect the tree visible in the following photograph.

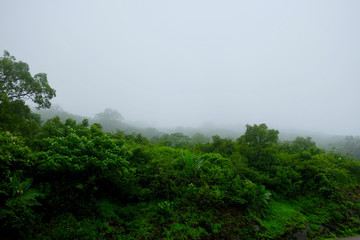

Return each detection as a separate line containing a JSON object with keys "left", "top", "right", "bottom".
{"left": 238, "top": 123, "right": 279, "bottom": 147}
{"left": 94, "top": 108, "right": 124, "bottom": 122}
{"left": 0, "top": 96, "right": 40, "bottom": 136}
{"left": 237, "top": 124, "right": 279, "bottom": 171}
{"left": 340, "top": 136, "right": 360, "bottom": 159}
{"left": 191, "top": 132, "right": 210, "bottom": 144}
{"left": 94, "top": 108, "right": 124, "bottom": 132}
{"left": 153, "top": 132, "right": 193, "bottom": 148}
{"left": 0, "top": 51, "right": 56, "bottom": 109}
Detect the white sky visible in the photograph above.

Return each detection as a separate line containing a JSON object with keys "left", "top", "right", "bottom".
{"left": 1, "top": 0, "right": 360, "bottom": 135}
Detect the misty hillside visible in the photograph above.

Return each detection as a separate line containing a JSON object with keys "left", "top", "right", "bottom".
{"left": 1, "top": 50, "right": 360, "bottom": 239}
{"left": 33, "top": 105, "right": 360, "bottom": 159}
{"left": 1, "top": 0, "right": 360, "bottom": 239}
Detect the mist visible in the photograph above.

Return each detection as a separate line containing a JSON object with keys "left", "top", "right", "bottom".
{"left": 1, "top": 0, "right": 360, "bottom": 135}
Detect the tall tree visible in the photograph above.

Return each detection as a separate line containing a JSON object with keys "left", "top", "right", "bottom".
{"left": 237, "top": 124, "right": 279, "bottom": 171}
{"left": 94, "top": 108, "right": 124, "bottom": 132}
{"left": 0, "top": 51, "right": 56, "bottom": 109}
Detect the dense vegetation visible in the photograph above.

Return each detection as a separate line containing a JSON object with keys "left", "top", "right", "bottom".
{"left": 1, "top": 52, "right": 360, "bottom": 239}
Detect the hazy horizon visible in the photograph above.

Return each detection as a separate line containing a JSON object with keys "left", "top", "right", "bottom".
{"left": 2, "top": 0, "right": 360, "bottom": 135}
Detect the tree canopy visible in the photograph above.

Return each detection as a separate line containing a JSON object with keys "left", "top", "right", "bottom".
{"left": 0, "top": 51, "right": 56, "bottom": 109}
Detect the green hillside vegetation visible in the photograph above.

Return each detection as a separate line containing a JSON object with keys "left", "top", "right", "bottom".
{"left": 1, "top": 51, "right": 360, "bottom": 239}
{"left": 33, "top": 106, "right": 164, "bottom": 139}
{"left": 33, "top": 105, "right": 360, "bottom": 159}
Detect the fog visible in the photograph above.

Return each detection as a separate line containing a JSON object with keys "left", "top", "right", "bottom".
{"left": 1, "top": 0, "right": 360, "bottom": 135}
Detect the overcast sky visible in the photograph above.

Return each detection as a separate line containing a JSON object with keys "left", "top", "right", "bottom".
{"left": 1, "top": 0, "right": 360, "bottom": 135}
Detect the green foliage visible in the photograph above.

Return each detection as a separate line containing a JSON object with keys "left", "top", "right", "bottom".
{"left": 290, "top": 136, "right": 318, "bottom": 153}
{"left": 0, "top": 51, "right": 56, "bottom": 109}
{"left": 94, "top": 108, "right": 125, "bottom": 132}
{"left": 253, "top": 201, "right": 307, "bottom": 239}
{"left": 337, "top": 136, "right": 360, "bottom": 159}
{"left": 33, "top": 118, "right": 133, "bottom": 212}
{"left": 0, "top": 132, "right": 33, "bottom": 181}
{"left": 156, "top": 200, "right": 174, "bottom": 221}
{"left": 1, "top": 104, "right": 360, "bottom": 240}
{"left": 32, "top": 104, "right": 89, "bottom": 124}
{"left": 1, "top": 52, "right": 358, "bottom": 239}
{"left": 239, "top": 123, "right": 279, "bottom": 146}
{"left": 0, "top": 172, "right": 43, "bottom": 239}
{"left": 34, "top": 105, "right": 164, "bottom": 138}
{"left": 0, "top": 95, "right": 41, "bottom": 136}
{"left": 200, "top": 135, "right": 236, "bottom": 157}
{"left": 34, "top": 213, "right": 111, "bottom": 240}
{"left": 237, "top": 123, "right": 279, "bottom": 171}
{"left": 152, "top": 132, "right": 194, "bottom": 148}
{"left": 191, "top": 132, "right": 210, "bottom": 144}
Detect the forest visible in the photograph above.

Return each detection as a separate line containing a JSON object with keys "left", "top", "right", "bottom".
{"left": 1, "top": 51, "right": 360, "bottom": 240}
